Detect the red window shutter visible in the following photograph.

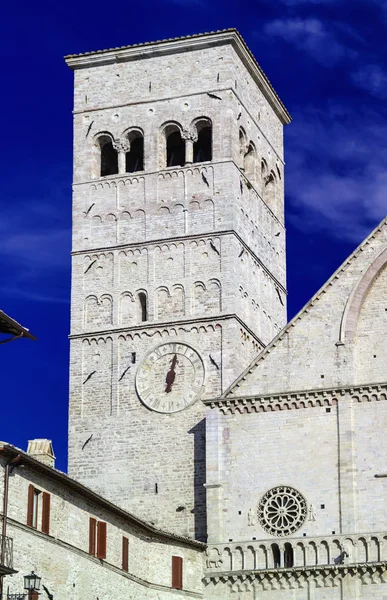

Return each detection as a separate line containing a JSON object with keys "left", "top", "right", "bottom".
{"left": 172, "top": 556, "right": 183, "bottom": 590}
{"left": 89, "top": 517, "right": 97, "bottom": 555}
{"left": 97, "top": 521, "right": 107, "bottom": 559}
{"left": 27, "top": 484, "right": 34, "bottom": 527}
{"left": 122, "top": 536, "right": 129, "bottom": 571}
{"left": 41, "top": 492, "right": 50, "bottom": 534}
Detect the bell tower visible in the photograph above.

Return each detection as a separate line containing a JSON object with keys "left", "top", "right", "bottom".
{"left": 65, "top": 29, "right": 290, "bottom": 540}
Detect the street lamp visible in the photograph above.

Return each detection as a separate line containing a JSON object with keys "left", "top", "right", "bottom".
{"left": 23, "top": 572, "right": 41, "bottom": 598}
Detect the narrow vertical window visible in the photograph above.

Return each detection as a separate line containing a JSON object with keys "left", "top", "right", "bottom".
{"left": 41, "top": 492, "right": 51, "bottom": 535}
{"left": 89, "top": 517, "right": 97, "bottom": 555}
{"left": 100, "top": 137, "right": 118, "bottom": 177}
{"left": 32, "top": 489, "right": 41, "bottom": 529}
{"left": 138, "top": 292, "right": 147, "bottom": 322}
{"left": 27, "top": 484, "right": 34, "bottom": 527}
{"left": 166, "top": 127, "right": 185, "bottom": 167}
{"left": 122, "top": 536, "right": 129, "bottom": 572}
{"left": 271, "top": 543, "right": 281, "bottom": 568}
{"left": 193, "top": 121, "right": 212, "bottom": 163}
{"left": 97, "top": 520, "right": 107, "bottom": 559}
{"left": 172, "top": 556, "right": 183, "bottom": 590}
{"left": 284, "top": 543, "right": 294, "bottom": 568}
{"left": 126, "top": 132, "right": 144, "bottom": 173}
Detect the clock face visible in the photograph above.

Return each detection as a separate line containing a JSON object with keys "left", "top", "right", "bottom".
{"left": 136, "top": 342, "right": 205, "bottom": 413}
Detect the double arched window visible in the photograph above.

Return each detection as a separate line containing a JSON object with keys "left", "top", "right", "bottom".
{"left": 94, "top": 117, "right": 213, "bottom": 177}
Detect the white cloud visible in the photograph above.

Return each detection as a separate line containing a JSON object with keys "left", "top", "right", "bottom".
{"left": 352, "top": 64, "right": 387, "bottom": 99}
{"left": 285, "top": 106, "right": 387, "bottom": 241}
{"left": 263, "top": 18, "right": 355, "bottom": 66}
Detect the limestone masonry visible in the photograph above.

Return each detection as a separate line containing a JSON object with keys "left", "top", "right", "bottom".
{"left": 1, "top": 28, "right": 387, "bottom": 600}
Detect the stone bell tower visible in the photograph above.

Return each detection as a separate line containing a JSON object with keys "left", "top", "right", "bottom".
{"left": 65, "top": 29, "right": 290, "bottom": 540}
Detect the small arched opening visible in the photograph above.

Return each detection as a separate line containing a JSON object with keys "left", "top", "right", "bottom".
{"left": 244, "top": 142, "right": 256, "bottom": 182}
{"left": 193, "top": 120, "right": 212, "bottom": 163}
{"left": 265, "top": 170, "right": 277, "bottom": 208}
{"left": 165, "top": 125, "right": 185, "bottom": 167}
{"left": 137, "top": 292, "right": 147, "bottom": 322}
{"left": 271, "top": 543, "right": 281, "bottom": 569}
{"left": 284, "top": 543, "right": 294, "bottom": 568}
{"left": 99, "top": 135, "right": 118, "bottom": 177}
{"left": 125, "top": 131, "right": 144, "bottom": 173}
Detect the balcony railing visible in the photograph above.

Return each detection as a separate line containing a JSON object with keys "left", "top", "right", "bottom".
{"left": 0, "top": 535, "right": 14, "bottom": 573}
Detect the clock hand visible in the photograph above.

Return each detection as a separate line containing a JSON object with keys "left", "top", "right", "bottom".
{"left": 165, "top": 354, "right": 178, "bottom": 393}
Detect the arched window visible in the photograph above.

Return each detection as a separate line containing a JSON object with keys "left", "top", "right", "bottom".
{"left": 165, "top": 125, "right": 185, "bottom": 167}
{"left": 193, "top": 120, "right": 212, "bottom": 163}
{"left": 271, "top": 543, "right": 281, "bottom": 568}
{"left": 99, "top": 136, "right": 118, "bottom": 177}
{"left": 125, "top": 131, "right": 144, "bottom": 173}
{"left": 264, "top": 170, "right": 277, "bottom": 208}
{"left": 138, "top": 292, "right": 147, "bottom": 322}
{"left": 244, "top": 142, "right": 256, "bottom": 182}
{"left": 239, "top": 127, "right": 247, "bottom": 167}
{"left": 284, "top": 543, "right": 294, "bottom": 568}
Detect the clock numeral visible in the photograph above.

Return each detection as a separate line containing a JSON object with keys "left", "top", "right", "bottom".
{"left": 149, "top": 397, "right": 160, "bottom": 409}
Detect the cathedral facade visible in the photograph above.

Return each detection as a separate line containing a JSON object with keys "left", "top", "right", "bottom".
{"left": 64, "top": 29, "right": 387, "bottom": 599}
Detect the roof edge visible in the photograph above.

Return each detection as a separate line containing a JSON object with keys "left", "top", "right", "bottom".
{"left": 0, "top": 442, "right": 205, "bottom": 549}
{"left": 223, "top": 216, "right": 387, "bottom": 398}
{"left": 64, "top": 29, "right": 290, "bottom": 125}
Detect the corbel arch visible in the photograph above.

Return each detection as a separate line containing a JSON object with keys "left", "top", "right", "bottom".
{"left": 339, "top": 246, "right": 387, "bottom": 344}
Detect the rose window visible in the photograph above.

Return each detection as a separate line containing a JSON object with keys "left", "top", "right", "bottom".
{"left": 257, "top": 486, "right": 307, "bottom": 536}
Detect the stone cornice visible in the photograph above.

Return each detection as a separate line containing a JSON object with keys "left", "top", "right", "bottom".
{"left": 203, "top": 562, "right": 387, "bottom": 590}
{"left": 72, "top": 226, "right": 287, "bottom": 295}
{"left": 64, "top": 29, "right": 290, "bottom": 125}
{"left": 69, "top": 313, "right": 265, "bottom": 347}
{"left": 204, "top": 382, "right": 387, "bottom": 414}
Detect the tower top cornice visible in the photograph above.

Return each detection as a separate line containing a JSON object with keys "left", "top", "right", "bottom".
{"left": 64, "top": 28, "right": 291, "bottom": 125}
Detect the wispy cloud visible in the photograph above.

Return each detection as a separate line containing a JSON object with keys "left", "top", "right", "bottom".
{"left": 263, "top": 18, "right": 354, "bottom": 66}
{"left": 286, "top": 106, "right": 387, "bottom": 241}
{"left": 352, "top": 64, "right": 387, "bottom": 99}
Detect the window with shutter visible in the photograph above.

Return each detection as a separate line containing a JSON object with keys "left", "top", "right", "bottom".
{"left": 41, "top": 492, "right": 50, "bottom": 534}
{"left": 27, "top": 484, "right": 34, "bottom": 527}
{"left": 89, "top": 517, "right": 97, "bottom": 555}
{"left": 122, "top": 536, "right": 129, "bottom": 571}
{"left": 97, "top": 520, "right": 107, "bottom": 559}
{"left": 172, "top": 556, "right": 183, "bottom": 590}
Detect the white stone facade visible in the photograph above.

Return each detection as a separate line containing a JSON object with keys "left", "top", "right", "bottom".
{"left": 1, "top": 28, "right": 383, "bottom": 600}
{"left": 65, "top": 29, "right": 288, "bottom": 541}
{"left": 0, "top": 443, "right": 204, "bottom": 599}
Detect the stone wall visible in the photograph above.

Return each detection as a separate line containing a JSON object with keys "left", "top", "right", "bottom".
{"left": 0, "top": 451, "right": 204, "bottom": 600}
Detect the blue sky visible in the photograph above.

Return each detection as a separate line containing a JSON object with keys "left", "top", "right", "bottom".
{"left": 1, "top": 0, "right": 386, "bottom": 472}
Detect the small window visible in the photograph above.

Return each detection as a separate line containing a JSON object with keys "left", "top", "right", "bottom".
{"left": 27, "top": 484, "right": 41, "bottom": 529}
{"left": 284, "top": 542, "right": 294, "bottom": 568}
{"left": 271, "top": 543, "right": 281, "bottom": 568}
{"left": 100, "top": 137, "right": 118, "bottom": 177}
{"left": 89, "top": 517, "right": 107, "bottom": 558}
{"left": 122, "top": 536, "right": 129, "bottom": 572}
{"left": 126, "top": 132, "right": 144, "bottom": 173}
{"left": 172, "top": 556, "right": 183, "bottom": 590}
{"left": 166, "top": 128, "right": 185, "bottom": 167}
{"left": 138, "top": 292, "right": 147, "bottom": 322}
{"left": 193, "top": 121, "right": 212, "bottom": 163}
